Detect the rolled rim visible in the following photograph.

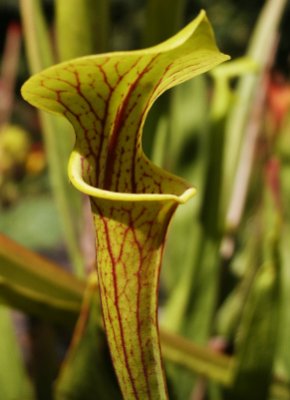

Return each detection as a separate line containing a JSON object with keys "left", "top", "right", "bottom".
{"left": 68, "top": 151, "right": 196, "bottom": 204}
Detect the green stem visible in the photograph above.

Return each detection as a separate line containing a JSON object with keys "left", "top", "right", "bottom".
{"left": 56, "top": 0, "right": 110, "bottom": 60}
{"left": 143, "top": 0, "right": 186, "bottom": 46}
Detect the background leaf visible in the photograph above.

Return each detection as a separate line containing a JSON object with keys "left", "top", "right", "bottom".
{"left": 0, "top": 234, "right": 84, "bottom": 324}
{"left": 0, "top": 306, "right": 35, "bottom": 400}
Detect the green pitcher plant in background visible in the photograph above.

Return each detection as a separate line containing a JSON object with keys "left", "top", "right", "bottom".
{"left": 22, "top": 10, "right": 229, "bottom": 399}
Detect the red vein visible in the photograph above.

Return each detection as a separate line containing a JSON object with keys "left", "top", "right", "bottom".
{"left": 101, "top": 216, "right": 139, "bottom": 399}
{"left": 92, "top": 203, "right": 125, "bottom": 377}
{"left": 94, "top": 57, "right": 143, "bottom": 187}
{"left": 130, "top": 221, "right": 152, "bottom": 399}
{"left": 103, "top": 54, "right": 160, "bottom": 191}
{"left": 130, "top": 62, "right": 174, "bottom": 194}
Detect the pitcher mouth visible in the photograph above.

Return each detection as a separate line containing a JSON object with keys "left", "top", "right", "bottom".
{"left": 68, "top": 150, "right": 196, "bottom": 204}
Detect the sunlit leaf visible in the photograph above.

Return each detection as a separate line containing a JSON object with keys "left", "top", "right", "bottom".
{"left": 22, "top": 10, "right": 229, "bottom": 399}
